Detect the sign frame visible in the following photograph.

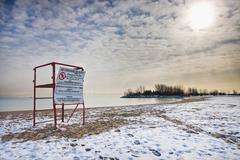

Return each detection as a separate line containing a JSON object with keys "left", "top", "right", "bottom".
{"left": 32, "top": 62, "right": 86, "bottom": 129}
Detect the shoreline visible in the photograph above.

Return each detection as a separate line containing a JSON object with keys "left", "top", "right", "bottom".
{"left": 0, "top": 96, "right": 207, "bottom": 115}
{"left": 121, "top": 95, "right": 184, "bottom": 98}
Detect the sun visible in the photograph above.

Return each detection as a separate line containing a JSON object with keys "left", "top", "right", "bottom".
{"left": 189, "top": 2, "right": 215, "bottom": 29}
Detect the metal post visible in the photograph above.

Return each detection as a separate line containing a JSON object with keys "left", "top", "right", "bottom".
{"left": 83, "top": 102, "right": 85, "bottom": 125}
{"left": 33, "top": 68, "right": 36, "bottom": 126}
{"left": 52, "top": 63, "right": 57, "bottom": 129}
{"left": 62, "top": 103, "right": 64, "bottom": 122}
{"left": 67, "top": 104, "right": 79, "bottom": 123}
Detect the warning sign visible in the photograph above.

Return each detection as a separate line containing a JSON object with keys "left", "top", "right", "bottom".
{"left": 54, "top": 67, "right": 85, "bottom": 104}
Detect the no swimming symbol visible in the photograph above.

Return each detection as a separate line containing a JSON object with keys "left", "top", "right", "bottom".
{"left": 59, "top": 72, "right": 66, "bottom": 80}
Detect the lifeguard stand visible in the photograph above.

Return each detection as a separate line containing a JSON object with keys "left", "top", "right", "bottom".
{"left": 33, "top": 62, "right": 85, "bottom": 129}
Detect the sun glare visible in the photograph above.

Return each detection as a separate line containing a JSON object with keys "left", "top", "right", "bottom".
{"left": 189, "top": 2, "right": 215, "bottom": 29}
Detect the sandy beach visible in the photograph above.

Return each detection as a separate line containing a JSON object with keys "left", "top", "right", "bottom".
{"left": 0, "top": 96, "right": 239, "bottom": 159}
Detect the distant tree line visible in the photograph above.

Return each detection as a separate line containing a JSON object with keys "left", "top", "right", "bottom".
{"left": 123, "top": 84, "right": 240, "bottom": 98}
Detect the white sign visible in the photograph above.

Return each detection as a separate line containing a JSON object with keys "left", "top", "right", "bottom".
{"left": 54, "top": 67, "right": 85, "bottom": 104}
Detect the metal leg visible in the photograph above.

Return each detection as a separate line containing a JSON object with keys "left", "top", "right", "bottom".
{"left": 33, "top": 102, "right": 36, "bottom": 127}
{"left": 83, "top": 103, "right": 85, "bottom": 125}
{"left": 52, "top": 63, "right": 57, "bottom": 129}
{"left": 53, "top": 104, "right": 57, "bottom": 129}
{"left": 62, "top": 103, "right": 64, "bottom": 122}
{"left": 33, "top": 69, "right": 36, "bottom": 127}
{"left": 33, "top": 105, "right": 36, "bottom": 126}
{"left": 67, "top": 104, "right": 79, "bottom": 123}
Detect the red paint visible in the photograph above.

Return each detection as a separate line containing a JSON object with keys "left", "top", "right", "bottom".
{"left": 33, "top": 69, "right": 36, "bottom": 127}
{"left": 62, "top": 103, "right": 64, "bottom": 122}
{"left": 83, "top": 102, "right": 85, "bottom": 125}
{"left": 52, "top": 63, "right": 57, "bottom": 129}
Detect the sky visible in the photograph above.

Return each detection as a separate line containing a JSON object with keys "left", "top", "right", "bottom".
{"left": 0, "top": 0, "right": 240, "bottom": 96}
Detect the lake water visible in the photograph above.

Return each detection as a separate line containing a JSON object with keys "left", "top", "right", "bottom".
{"left": 0, "top": 94, "right": 181, "bottom": 112}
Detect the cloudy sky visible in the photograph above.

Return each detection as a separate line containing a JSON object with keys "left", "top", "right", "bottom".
{"left": 0, "top": 0, "right": 239, "bottom": 96}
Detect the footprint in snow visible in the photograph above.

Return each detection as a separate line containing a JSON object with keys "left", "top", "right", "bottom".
{"left": 70, "top": 143, "right": 78, "bottom": 147}
{"left": 73, "top": 156, "right": 80, "bottom": 160}
{"left": 182, "top": 144, "right": 187, "bottom": 147}
{"left": 149, "top": 149, "right": 161, "bottom": 157}
{"left": 127, "top": 133, "right": 134, "bottom": 137}
{"left": 132, "top": 154, "right": 139, "bottom": 157}
{"left": 134, "top": 140, "right": 140, "bottom": 145}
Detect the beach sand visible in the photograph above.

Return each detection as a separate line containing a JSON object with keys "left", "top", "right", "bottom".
{"left": 0, "top": 97, "right": 204, "bottom": 141}
{"left": 0, "top": 96, "right": 239, "bottom": 159}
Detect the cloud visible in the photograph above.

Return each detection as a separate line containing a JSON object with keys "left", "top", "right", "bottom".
{"left": 186, "top": 38, "right": 240, "bottom": 55}
{"left": 220, "top": 38, "right": 240, "bottom": 45}
{"left": 0, "top": 0, "right": 240, "bottom": 95}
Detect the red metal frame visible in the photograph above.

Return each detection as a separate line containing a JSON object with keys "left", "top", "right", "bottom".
{"left": 33, "top": 62, "right": 85, "bottom": 129}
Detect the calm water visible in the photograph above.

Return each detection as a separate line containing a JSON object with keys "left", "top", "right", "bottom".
{"left": 0, "top": 94, "right": 181, "bottom": 112}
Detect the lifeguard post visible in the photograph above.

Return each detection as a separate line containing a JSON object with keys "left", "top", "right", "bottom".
{"left": 33, "top": 62, "right": 86, "bottom": 129}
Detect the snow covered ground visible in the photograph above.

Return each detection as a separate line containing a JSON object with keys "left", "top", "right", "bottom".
{"left": 0, "top": 96, "right": 239, "bottom": 160}
{"left": 162, "top": 97, "right": 240, "bottom": 145}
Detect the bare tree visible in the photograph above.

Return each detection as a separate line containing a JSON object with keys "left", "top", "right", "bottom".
{"left": 135, "top": 86, "right": 145, "bottom": 94}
